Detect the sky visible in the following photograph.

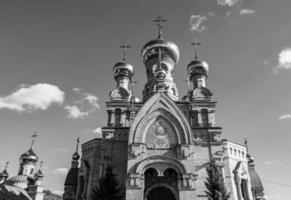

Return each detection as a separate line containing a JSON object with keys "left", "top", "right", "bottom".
{"left": 0, "top": 0, "right": 290, "bottom": 199}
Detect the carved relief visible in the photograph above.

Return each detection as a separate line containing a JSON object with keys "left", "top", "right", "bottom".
{"left": 178, "top": 144, "right": 195, "bottom": 159}
{"left": 130, "top": 143, "right": 147, "bottom": 157}
{"left": 181, "top": 173, "right": 197, "bottom": 189}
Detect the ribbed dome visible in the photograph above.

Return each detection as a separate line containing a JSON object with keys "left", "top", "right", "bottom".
{"left": 187, "top": 59, "right": 209, "bottom": 76}
{"left": 113, "top": 62, "right": 134, "bottom": 75}
{"left": 72, "top": 152, "right": 80, "bottom": 161}
{"left": 20, "top": 148, "right": 38, "bottom": 163}
{"left": 34, "top": 169, "right": 44, "bottom": 179}
{"left": 0, "top": 169, "right": 8, "bottom": 178}
{"left": 64, "top": 168, "right": 78, "bottom": 186}
{"left": 249, "top": 170, "right": 264, "bottom": 189}
{"left": 141, "top": 38, "right": 180, "bottom": 63}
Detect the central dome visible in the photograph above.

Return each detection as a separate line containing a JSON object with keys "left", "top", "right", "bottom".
{"left": 141, "top": 38, "right": 180, "bottom": 64}
{"left": 20, "top": 148, "right": 38, "bottom": 163}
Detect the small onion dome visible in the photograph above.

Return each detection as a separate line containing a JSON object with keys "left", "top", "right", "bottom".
{"left": 72, "top": 151, "right": 80, "bottom": 161}
{"left": 187, "top": 59, "right": 209, "bottom": 76}
{"left": 113, "top": 62, "right": 134, "bottom": 79}
{"left": 20, "top": 148, "right": 38, "bottom": 163}
{"left": 0, "top": 169, "right": 8, "bottom": 179}
{"left": 141, "top": 38, "right": 180, "bottom": 64}
{"left": 34, "top": 169, "right": 44, "bottom": 179}
{"left": 64, "top": 168, "right": 78, "bottom": 186}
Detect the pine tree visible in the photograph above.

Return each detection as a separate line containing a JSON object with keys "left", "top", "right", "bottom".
{"left": 91, "top": 166, "right": 124, "bottom": 200}
{"left": 204, "top": 161, "right": 230, "bottom": 200}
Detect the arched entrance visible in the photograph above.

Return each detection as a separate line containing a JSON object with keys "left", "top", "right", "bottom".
{"left": 146, "top": 186, "right": 176, "bottom": 200}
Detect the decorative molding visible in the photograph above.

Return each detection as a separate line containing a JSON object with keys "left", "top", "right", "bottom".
{"left": 129, "top": 143, "right": 147, "bottom": 158}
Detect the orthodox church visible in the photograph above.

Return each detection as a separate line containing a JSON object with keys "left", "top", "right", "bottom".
{"left": 0, "top": 133, "right": 45, "bottom": 200}
{"left": 63, "top": 17, "right": 265, "bottom": 200}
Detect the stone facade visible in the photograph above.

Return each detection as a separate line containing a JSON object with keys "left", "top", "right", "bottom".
{"left": 65, "top": 25, "right": 265, "bottom": 200}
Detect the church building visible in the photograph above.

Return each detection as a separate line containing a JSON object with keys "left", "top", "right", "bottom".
{"left": 0, "top": 133, "right": 45, "bottom": 200}
{"left": 63, "top": 17, "right": 265, "bottom": 200}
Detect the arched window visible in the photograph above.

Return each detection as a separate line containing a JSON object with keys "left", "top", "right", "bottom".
{"left": 115, "top": 108, "right": 121, "bottom": 127}
{"left": 164, "top": 168, "right": 178, "bottom": 186}
{"left": 201, "top": 109, "right": 209, "bottom": 127}
{"left": 144, "top": 168, "right": 158, "bottom": 188}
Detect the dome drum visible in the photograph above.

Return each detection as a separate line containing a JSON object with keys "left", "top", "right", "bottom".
{"left": 187, "top": 60, "right": 209, "bottom": 77}
{"left": 141, "top": 39, "right": 180, "bottom": 64}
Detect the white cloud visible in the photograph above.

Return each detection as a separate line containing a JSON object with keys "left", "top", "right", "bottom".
{"left": 274, "top": 48, "right": 291, "bottom": 73}
{"left": 65, "top": 89, "right": 100, "bottom": 119}
{"left": 264, "top": 161, "right": 270, "bottom": 165}
{"left": 240, "top": 9, "right": 256, "bottom": 15}
{"left": 52, "top": 168, "right": 68, "bottom": 175}
{"left": 0, "top": 83, "right": 65, "bottom": 112}
{"left": 279, "top": 114, "right": 291, "bottom": 120}
{"left": 189, "top": 15, "right": 207, "bottom": 32}
{"left": 217, "top": 0, "right": 242, "bottom": 7}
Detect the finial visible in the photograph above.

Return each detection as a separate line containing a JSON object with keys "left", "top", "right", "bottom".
{"left": 30, "top": 131, "right": 38, "bottom": 149}
{"left": 5, "top": 161, "right": 9, "bottom": 170}
{"left": 244, "top": 138, "right": 248, "bottom": 151}
{"left": 76, "top": 137, "right": 80, "bottom": 153}
{"left": 153, "top": 15, "right": 166, "bottom": 39}
{"left": 39, "top": 161, "right": 43, "bottom": 169}
{"left": 191, "top": 38, "right": 202, "bottom": 60}
{"left": 120, "top": 44, "right": 131, "bottom": 61}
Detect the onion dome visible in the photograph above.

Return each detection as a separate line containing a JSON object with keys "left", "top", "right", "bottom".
{"left": 113, "top": 62, "right": 134, "bottom": 80}
{"left": 0, "top": 169, "right": 8, "bottom": 179}
{"left": 141, "top": 38, "right": 180, "bottom": 64}
{"left": 72, "top": 151, "right": 80, "bottom": 161}
{"left": 187, "top": 59, "right": 209, "bottom": 76}
{"left": 20, "top": 148, "right": 38, "bottom": 163}
{"left": 34, "top": 169, "right": 44, "bottom": 179}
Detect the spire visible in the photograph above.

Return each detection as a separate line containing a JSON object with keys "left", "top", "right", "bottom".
{"left": 0, "top": 161, "right": 9, "bottom": 184}
{"left": 30, "top": 131, "right": 38, "bottom": 149}
{"left": 72, "top": 137, "right": 80, "bottom": 161}
{"left": 190, "top": 38, "right": 202, "bottom": 60}
{"left": 244, "top": 138, "right": 248, "bottom": 152}
{"left": 120, "top": 44, "right": 131, "bottom": 61}
{"left": 153, "top": 15, "right": 166, "bottom": 39}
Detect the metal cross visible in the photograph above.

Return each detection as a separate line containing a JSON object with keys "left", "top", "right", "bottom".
{"left": 5, "top": 161, "right": 9, "bottom": 170}
{"left": 191, "top": 38, "right": 202, "bottom": 60}
{"left": 30, "top": 131, "right": 38, "bottom": 149}
{"left": 244, "top": 138, "right": 248, "bottom": 151}
{"left": 120, "top": 44, "right": 131, "bottom": 61}
{"left": 76, "top": 137, "right": 80, "bottom": 152}
{"left": 153, "top": 15, "right": 166, "bottom": 39}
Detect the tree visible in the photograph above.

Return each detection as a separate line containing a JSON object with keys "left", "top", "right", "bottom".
{"left": 91, "top": 166, "right": 124, "bottom": 200}
{"left": 204, "top": 161, "right": 230, "bottom": 200}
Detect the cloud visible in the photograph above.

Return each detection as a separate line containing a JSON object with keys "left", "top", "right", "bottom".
{"left": 52, "top": 168, "right": 68, "bottom": 175}
{"left": 189, "top": 15, "right": 208, "bottom": 32}
{"left": 240, "top": 9, "right": 256, "bottom": 15}
{"left": 65, "top": 89, "right": 100, "bottom": 119}
{"left": 274, "top": 48, "right": 291, "bottom": 73}
{"left": 0, "top": 83, "right": 65, "bottom": 112}
{"left": 217, "top": 0, "right": 243, "bottom": 7}
{"left": 93, "top": 127, "right": 102, "bottom": 134}
{"left": 279, "top": 114, "right": 291, "bottom": 120}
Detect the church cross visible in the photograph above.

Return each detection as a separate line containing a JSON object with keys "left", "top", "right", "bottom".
{"left": 76, "top": 137, "right": 80, "bottom": 152}
{"left": 244, "top": 138, "right": 248, "bottom": 151}
{"left": 30, "top": 131, "right": 38, "bottom": 149}
{"left": 153, "top": 15, "right": 166, "bottom": 39}
{"left": 5, "top": 161, "right": 9, "bottom": 170}
{"left": 120, "top": 44, "right": 131, "bottom": 61}
{"left": 191, "top": 38, "right": 202, "bottom": 60}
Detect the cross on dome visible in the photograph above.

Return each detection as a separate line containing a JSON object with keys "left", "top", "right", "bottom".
{"left": 191, "top": 38, "right": 202, "bottom": 60}
{"left": 153, "top": 15, "right": 166, "bottom": 39}
{"left": 120, "top": 44, "right": 131, "bottom": 61}
{"left": 30, "top": 131, "right": 38, "bottom": 149}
